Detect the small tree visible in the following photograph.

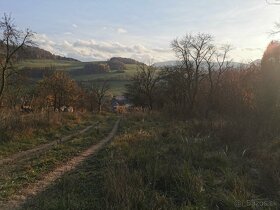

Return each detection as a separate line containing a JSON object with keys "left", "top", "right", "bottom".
{"left": 4, "top": 73, "right": 28, "bottom": 109}
{"left": 0, "top": 14, "right": 33, "bottom": 101}
{"left": 38, "top": 71, "right": 81, "bottom": 111}
{"left": 170, "top": 33, "right": 232, "bottom": 117}
{"left": 204, "top": 45, "right": 232, "bottom": 117}
{"left": 126, "top": 64, "right": 159, "bottom": 110}
{"left": 90, "top": 81, "right": 110, "bottom": 113}
{"left": 160, "top": 66, "right": 189, "bottom": 116}
{"left": 171, "top": 33, "right": 213, "bottom": 114}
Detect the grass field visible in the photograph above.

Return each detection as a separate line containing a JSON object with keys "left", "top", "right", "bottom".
{"left": 18, "top": 59, "right": 84, "bottom": 70}
{"left": 18, "top": 60, "right": 138, "bottom": 95}
{"left": 94, "top": 80, "right": 131, "bottom": 95}
{"left": 19, "top": 113, "right": 280, "bottom": 209}
{"left": 73, "top": 64, "right": 137, "bottom": 95}
{"left": 73, "top": 68, "right": 137, "bottom": 81}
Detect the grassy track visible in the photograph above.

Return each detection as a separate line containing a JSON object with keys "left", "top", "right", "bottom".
{"left": 19, "top": 113, "right": 279, "bottom": 209}
{"left": 0, "top": 113, "right": 92, "bottom": 159}
{"left": 0, "top": 113, "right": 117, "bottom": 202}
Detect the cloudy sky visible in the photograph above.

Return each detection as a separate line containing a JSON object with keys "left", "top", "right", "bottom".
{"left": 0, "top": 0, "right": 280, "bottom": 63}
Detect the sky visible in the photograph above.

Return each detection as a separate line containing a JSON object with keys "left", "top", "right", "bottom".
{"left": 0, "top": 0, "right": 280, "bottom": 63}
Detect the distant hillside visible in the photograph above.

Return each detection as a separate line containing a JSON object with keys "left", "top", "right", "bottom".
{"left": 69, "top": 57, "right": 143, "bottom": 76}
{"left": 19, "top": 46, "right": 80, "bottom": 61}
{"left": 108, "top": 57, "right": 142, "bottom": 71}
{"left": 154, "top": 60, "right": 180, "bottom": 67}
{"left": 0, "top": 44, "right": 79, "bottom": 62}
{"left": 154, "top": 60, "right": 255, "bottom": 68}
{"left": 109, "top": 57, "right": 140, "bottom": 65}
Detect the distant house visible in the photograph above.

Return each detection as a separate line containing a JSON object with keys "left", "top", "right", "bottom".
{"left": 111, "top": 96, "right": 131, "bottom": 112}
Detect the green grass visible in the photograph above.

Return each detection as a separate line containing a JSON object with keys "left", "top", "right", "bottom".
{"left": 71, "top": 64, "right": 138, "bottom": 95}
{"left": 17, "top": 60, "right": 139, "bottom": 95}
{"left": 17, "top": 59, "right": 164, "bottom": 95}
{"left": 0, "top": 113, "right": 117, "bottom": 201}
{"left": 105, "top": 80, "right": 131, "bottom": 95}
{"left": 80, "top": 80, "right": 131, "bottom": 95}
{"left": 72, "top": 64, "right": 138, "bottom": 80}
{"left": 17, "top": 59, "right": 84, "bottom": 69}
{"left": 20, "top": 113, "right": 279, "bottom": 209}
{"left": 73, "top": 64, "right": 138, "bottom": 95}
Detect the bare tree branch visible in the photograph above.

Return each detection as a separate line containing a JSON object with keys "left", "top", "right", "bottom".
{"left": 0, "top": 13, "right": 34, "bottom": 101}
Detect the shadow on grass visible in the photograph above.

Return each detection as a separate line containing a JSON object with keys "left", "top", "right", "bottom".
{"left": 21, "top": 148, "right": 110, "bottom": 210}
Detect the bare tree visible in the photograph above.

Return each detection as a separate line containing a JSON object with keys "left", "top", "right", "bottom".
{"left": 170, "top": 33, "right": 233, "bottom": 117}
{"left": 126, "top": 64, "right": 159, "bottom": 110}
{"left": 0, "top": 14, "right": 33, "bottom": 99}
{"left": 0, "top": 14, "right": 33, "bottom": 101}
{"left": 90, "top": 81, "right": 110, "bottom": 113}
{"left": 204, "top": 44, "right": 232, "bottom": 117}
{"left": 171, "top": 33, "right": 213, "bottom": 114}
{"left": 160, "top": 66, "right": 189, "bottom": 116}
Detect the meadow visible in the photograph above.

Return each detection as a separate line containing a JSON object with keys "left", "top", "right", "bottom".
{"left": 18, "top": 59, "right": 84, "bottom": 70}
{"left": 18, "top": 59, "right": 138, "bottom": 95}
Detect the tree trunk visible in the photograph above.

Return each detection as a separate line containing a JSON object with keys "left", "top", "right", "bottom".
{"left": 0, "top": 69, "right": 6, "bottom": 101}
{"left": 98, "top": 103, "right": 102, "bottom": 113}
{"left": 98, "top": 98, "right": 102, "bottom": 113}
{"left": 148, "top": 95, "right": 153, "bottom": 110}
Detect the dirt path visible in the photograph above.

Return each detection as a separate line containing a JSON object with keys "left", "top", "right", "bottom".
{"left": 0, "top": 124, "right": 94, "bottom": 166}
{"left": 0, "top": 119, "right": 120, "bottom": 210}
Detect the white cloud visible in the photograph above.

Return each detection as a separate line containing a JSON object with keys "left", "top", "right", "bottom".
{"left": 241, "top": 47, "right": 263, "bottom": 52}
{"left": 72, "top": 24, "right": 78, "bottom": 28}
{"left": 117, "top": 27, "right": 127, "bottom": 34}
{"left": 34, "top": 33, "right": 265, "bottom": 64}
{"left": 33, "top": 34, "right": 57, "bottom": 53}
{"left": 34, "top": 34, "right": 173, "bottom": 63}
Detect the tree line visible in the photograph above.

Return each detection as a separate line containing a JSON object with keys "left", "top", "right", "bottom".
{"left": 126, "top": 33, "right": 280, "bottom": 135}
{"left": 2, "top": 12, "right": 280, "bottom": 127}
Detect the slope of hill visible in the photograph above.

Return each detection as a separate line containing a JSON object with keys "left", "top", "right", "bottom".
{"left": 154, "top": 60, "right": 180, "bottom": 67}
{"left": 109, "top": 57, "right": 140, "bottom": 65}
{"left": 17, "top": 60, "right": 139, "bottom": 95}
{"left": 19, "top": 46, "right": 80, "bottom": 61}
{"left": 154, "top": 60, "right": 254, "bottom": 68}
{"left": 0, "top": 44, "right": 80, "bottom": 62}
{"left": 2, "top": 45, "right": 141, "bottom": 94}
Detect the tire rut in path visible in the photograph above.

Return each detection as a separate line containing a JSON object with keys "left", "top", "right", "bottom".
{"left": 0, "top": 119, "right": 120, "bottom": 210}
{"left": 0, "top": 125, "right": 94, "bottom": 166}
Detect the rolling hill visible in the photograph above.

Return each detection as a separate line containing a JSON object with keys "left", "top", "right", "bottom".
{"left": 13, "top": 46, "right": 142, "bottom": 95}
{"left": 0, "top": 44, "right": 80, "bottom": 62}
{"left": 154, "top": 60, "right": 260, "bottom": 68}
{"left": 14, "top": 46, "right": 261, "bottom": 95}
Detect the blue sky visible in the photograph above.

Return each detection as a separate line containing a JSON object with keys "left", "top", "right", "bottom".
{"left": 0, "top": 0, "right": 280, "bottom": 62}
